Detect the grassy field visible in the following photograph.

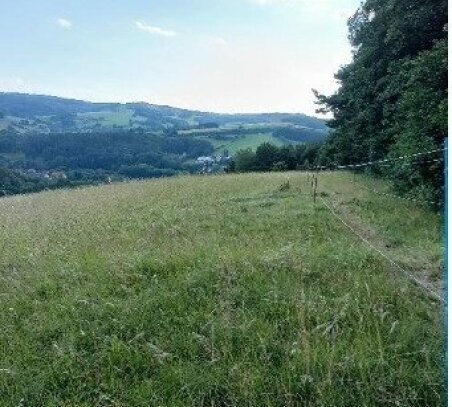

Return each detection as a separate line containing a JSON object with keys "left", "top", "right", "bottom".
{"left": 207, "top": 133, "right": 286, "bottom": 154}
{"left": 178, "top": 124, "right": 290, "bottom": 136}
{"left": 0, "top": 172, "right": 445, "bottom": 406}
{"left": 77, "top": 110, "right": 136, "bottom": 128}
{"left": 0, "top": 118, "right": 10, "bottom": 131}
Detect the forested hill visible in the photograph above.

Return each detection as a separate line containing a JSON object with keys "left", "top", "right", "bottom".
{"left": 0, "top": 93, "right": 329, "bottom": 197}
{"left": 315, "top": 0, "right": 447, "bottom": 208}
{"left": 0, "top": 92, "right": 327, "bottom": 133}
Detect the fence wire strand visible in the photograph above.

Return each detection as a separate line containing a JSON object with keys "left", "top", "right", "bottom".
{"left": 336, "top": 173, "right": 440, "bottom": 206}
{"left": 305, "top": 145, "right": 447, "bottom": 301}
{"left": 310, "top": 147, "right": 447, "bottom": 172}
{"left": 318, "top": 195, "right": 444, "bottom": 302}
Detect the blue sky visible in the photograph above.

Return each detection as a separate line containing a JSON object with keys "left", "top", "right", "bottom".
{"left": 0, "top": 0, "right": 360, "bottom": 115}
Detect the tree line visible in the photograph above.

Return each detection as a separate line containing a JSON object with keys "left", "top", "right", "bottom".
{"left": 231, "top": 0, "right": 446, "bottom": 208}
{"left": 314, "top": 0, "right": 447, "bottom": 207}
{"left": 0, "top": 129, "right": 213, "bottom": 171}
{"left": 229, "top": 143, "right": 322, "bottom": 172}
{"left": 0, "top": 129, "right": 214, "bottom": 195}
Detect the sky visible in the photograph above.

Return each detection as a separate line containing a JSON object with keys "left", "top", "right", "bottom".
{"left": 0, "top": 0, "right": 361, "bottom": 116}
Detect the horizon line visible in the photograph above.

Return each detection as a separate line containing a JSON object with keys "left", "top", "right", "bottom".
{"left": 0, "top": 90, "right": 326, "bottom": 118}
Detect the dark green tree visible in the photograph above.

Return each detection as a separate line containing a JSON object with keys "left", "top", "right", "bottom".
{"left": 254, "top": 143, "right": 280, "bottom": 171}
{"left": 234, "top": 148, "right": 256, "bottom": 172}
{"left": 315, "top": 0, "right": 447, "bottom": 207}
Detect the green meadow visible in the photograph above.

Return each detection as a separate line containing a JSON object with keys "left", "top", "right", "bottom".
{"left": 77, "top": 110, "right": 137, "bottom": 128}
{"left": 0, "top": 172, "right": 445, "bottom": 406}
{"left": 210, "top": 133, "right": 286, "bottom": 155}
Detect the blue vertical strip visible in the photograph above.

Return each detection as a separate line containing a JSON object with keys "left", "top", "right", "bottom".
{"left": 445, "top": 137, "right": 448, "bottom": 402}
{"left": 446, "top": 138, "right": 448, "bottom": 304}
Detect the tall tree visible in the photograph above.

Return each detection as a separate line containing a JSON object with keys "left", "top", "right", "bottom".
{"left": 315, "top": 0, "right": 447, "bottom": 206}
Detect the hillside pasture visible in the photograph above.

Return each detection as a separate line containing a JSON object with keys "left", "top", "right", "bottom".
{"left": 0, "top": 172, "right": 445, "bottom": 406}
{"left": 206, "top": 132, "right": 287, "bottom": 154}
{"left": 77, "top": 110, "right": 137, "bottom": 128}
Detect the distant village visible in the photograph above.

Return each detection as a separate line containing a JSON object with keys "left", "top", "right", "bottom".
{"left": 19, "top": 168, "right": 68, "bottom": 180}
{"left": 196, "top": 153, "right": 232, "bottom": 173}
{"left": 16, "top": 153, "right": 233, "bottom": 181}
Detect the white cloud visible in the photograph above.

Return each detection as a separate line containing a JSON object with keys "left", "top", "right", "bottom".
{"left": 135, "top": 21, "right": 176, "bottom": 37}
{"left": 57, "top": 18, "right": 72, "bottom": 29}
{"left": 208, "top": 37, "right": 228, "bottom": 48}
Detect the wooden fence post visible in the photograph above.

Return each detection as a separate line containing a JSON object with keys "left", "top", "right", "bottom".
{"left": 313, "top": 173, "right": 318, "bottom": 204}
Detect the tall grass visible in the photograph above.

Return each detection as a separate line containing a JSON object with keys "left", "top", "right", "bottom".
{"left": 0, "top": 172, "right": 445, "bottom": 406}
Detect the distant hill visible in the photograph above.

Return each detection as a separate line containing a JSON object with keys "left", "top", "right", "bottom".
{"left": 0, "top": 92, "right": 330, "bottom": 195}
{"left": 0, "top": 93, "right": 115, "bottom": 117}
{"left": 0, "top": 92, "right": 328, "bottom": 133}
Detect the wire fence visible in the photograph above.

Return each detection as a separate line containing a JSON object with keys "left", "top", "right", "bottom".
{"left": 310, "top": 147, "right": 447, "bottom": 172}
{"left": 318, "top": 195, "right": 444, "bottom": 302}
{"left": 336, "top": 171, "right": 440, "bottom": 206}
{"left": 306, "top": 146, "right": 447, "bottom": 206}
{"left": 306, "top": 145, "right": 447, "bottom": 303}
